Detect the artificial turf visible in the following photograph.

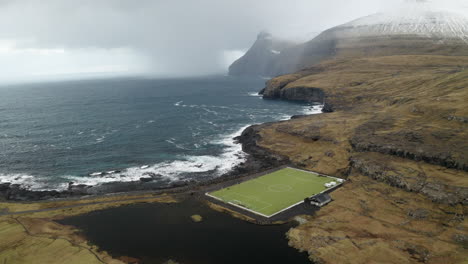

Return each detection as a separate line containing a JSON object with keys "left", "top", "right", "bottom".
{"left": 208, "top": 167, "right": 337, "bottom": 217}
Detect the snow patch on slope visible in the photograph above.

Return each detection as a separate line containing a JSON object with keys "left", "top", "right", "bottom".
{"left": 337, "top": 3, "right": 468, "bottom": 42}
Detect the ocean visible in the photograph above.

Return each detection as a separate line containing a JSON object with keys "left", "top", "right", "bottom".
{"left": 0, "top": 76, "right": 321, "bottom": 191}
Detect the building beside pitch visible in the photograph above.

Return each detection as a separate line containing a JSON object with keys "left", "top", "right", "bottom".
{"left": 306, "top": 193, "right": 332, "bottom": 207}
{"left": 206, "top": 167, "right": 346, "bottom": 218}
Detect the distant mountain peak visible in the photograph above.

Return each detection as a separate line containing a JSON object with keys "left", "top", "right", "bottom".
{"left": 257, "top": 31, "right": 273, "bottom": 40}
{"left": 338, "top": 5, "right": 468, "bottom": 42}
{"left": 229, "top": 2, "right": 468, "bottom": 77}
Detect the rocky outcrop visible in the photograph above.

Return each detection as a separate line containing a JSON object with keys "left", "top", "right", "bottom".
{"left": 265, "top": 85, "right": 325, "bottom": 103}
{"left": 261, "top": 67, "right": 329, "bottom": 105}
{"left": 0, "top": 183, "right": 85, "bottom": 201}
{"left": 261, "top": 73, "right": 304, "bottom": 98}
{"left": 228, "top": 32, "right": 296, "bottom": 77}
{"left": 351, "top": 123, "right": 468, "bottom": 172}
{"left": 234, "top": 124, "right": 289, "bottom": 169}
{"left": 350, "top": 153, "right": 468, "bottom": 204}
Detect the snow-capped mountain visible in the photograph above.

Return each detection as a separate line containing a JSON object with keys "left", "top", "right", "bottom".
{"left": 229, "top": 3, "right": 468, "bottom": 77}
{"left": 336, "top": 9, "right": 468, "bottom": 42}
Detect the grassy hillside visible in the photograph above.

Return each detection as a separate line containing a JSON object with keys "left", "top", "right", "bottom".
{"left": 251, "top": 55, "right": 468, "bottom": 263}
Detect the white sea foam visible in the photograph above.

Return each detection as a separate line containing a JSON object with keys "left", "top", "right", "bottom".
{"left": 64, "top": 125, "right": 249, "bottom": 189}
{"left": 247, "top": 92, "right": 262, "bottom": 97}
{"left": 302, "top": 104, "right": 324, "bottom": 115}
{"left": 0, "top": 173, "right": 68, "bottom": 191}
{"left": 165, "top": 138, "right": 190, "bottom": 150}
{"left": 2, "top": 103, "right": 323, "bottom": 191}
{"left": 0, "top": 124, "right": 249, "bottom": 191}
{"left": 279, "top": 115, "right": 291, "bottom": 121}
{"left": 201, "top": 107, "right": 219, "bottom": 115}
{"left": 277, "top": 104, "right": 323, "bottom": 120}
{"left": 0, "top": 173, "right": 36, "bottom": 188}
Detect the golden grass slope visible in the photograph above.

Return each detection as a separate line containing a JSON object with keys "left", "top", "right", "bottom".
{"left": 255, "top": 55, "right": 468, "bottom": 263}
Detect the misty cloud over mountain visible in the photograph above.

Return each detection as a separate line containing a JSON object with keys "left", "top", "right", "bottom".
{"left": 0, "top": 0, "right": 467, "bottom": 81}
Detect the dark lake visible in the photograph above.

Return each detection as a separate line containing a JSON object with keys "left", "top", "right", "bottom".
{"left": 59, "top": 199, "right": 311, "bottom": 264}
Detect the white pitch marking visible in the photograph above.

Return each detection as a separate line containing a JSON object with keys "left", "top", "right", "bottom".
{"left": 206, "top": 167, "right": 346, "bottom": 218}
{"left": 224, "top": 191, "right": 272, "bottom": 211}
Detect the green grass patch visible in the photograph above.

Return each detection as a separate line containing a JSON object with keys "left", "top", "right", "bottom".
{"left": 208, "top": 167, "right": 338, "bottom": 217}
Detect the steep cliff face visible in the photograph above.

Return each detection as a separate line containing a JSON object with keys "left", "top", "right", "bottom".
{"left": 228, "top": 32, "right": 296, "bottom": 77}
{"left": 229, "top": 4, "right": 468, "bottom": 77}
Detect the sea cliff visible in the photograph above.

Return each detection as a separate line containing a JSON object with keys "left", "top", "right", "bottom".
{"left": 238, "top": 55, "right": 468, "bottom": 263}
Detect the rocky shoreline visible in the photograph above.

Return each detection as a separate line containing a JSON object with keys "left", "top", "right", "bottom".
{"left": 0, "top": 122, "right": 292, "bottom": 201}
{"left": 3, "top": 54, "right": 467, "bottom": 206}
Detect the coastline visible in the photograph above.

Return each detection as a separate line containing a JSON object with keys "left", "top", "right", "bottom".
{"left": 0, "top": 117, "right": 300, "bottom": 202}
{"left": 0, "top": 100, "right": 323, "bottom": 202}
{"left": 1, "top": 55, "right": 467, "bottom": 264}
{"left": 228, "top": 55, "right": 468, "bottom": 264}
{"left": 0, "top": 115, "right": 310, "bottom": 263}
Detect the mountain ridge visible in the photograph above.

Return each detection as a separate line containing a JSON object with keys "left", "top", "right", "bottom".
{"left": 229, "top": 7, "right": 468, "bottom": 77}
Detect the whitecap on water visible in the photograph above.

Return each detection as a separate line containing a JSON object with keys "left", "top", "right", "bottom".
{"left": 302, "top": 104, "right": 324, "bottom": 115}
{"left": 0, "top": 173, "right": 68, "bottom": 191}
{"left": 247, "top": 92, "right": 262, "bottom": 97}
{"left": 277, "top": 105, "right": 323, "bottom": 120}
{"left": 64, "top": 125, "right": 249, "bottom": 189}
{"left": 201, "top": 107, "right": 218, "bottom": 115}
{"left": 3, "top": 104, "right": 323, "bottom": 191}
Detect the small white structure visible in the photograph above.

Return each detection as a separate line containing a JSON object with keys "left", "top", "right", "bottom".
{"left": 324, "top": 181, "right": 338, "bottom": 188}
{"left": 309, "top": 193, "right": 332, "bottom": 207}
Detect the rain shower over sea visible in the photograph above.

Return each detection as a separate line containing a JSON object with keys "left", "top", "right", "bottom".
{"left": 0, "top": 76, "right": 322, "bottom": 190}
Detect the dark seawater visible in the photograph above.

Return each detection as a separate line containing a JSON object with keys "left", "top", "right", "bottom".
{"left": 0, "top": 76, "right": 322, "bottom": 190}
{"left": 60, "top": 199, "right": 311, "bottom": 264}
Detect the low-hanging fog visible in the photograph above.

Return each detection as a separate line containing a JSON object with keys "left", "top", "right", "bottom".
{"left": 0, "top": 0, "right": 467, "bottom": 82}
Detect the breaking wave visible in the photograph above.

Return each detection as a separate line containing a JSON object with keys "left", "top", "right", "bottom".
{"left": 0, "top": 77, "right": 325, "bottom": 192}
{"left": 247, "top": 92, "right": 262, "bottom": 97}
{"left": 1, "top": 126, "right": 249, "bottom": 191}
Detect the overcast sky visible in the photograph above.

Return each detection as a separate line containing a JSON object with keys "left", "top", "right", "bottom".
{"left": 0, "top": 0, "right": 467, "bottom": 82}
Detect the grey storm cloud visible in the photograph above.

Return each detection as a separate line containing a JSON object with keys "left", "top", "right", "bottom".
{"left": 0, "top": 0, "right": 466, "bottom": 79}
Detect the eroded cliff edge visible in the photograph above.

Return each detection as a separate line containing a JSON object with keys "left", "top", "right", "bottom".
{"left": 242, "top": 55, "right": 468, "bottom": 264}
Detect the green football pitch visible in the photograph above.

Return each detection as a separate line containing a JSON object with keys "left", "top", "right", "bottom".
{"left": 207, "top": 167, "right": 338, "bottom": 217}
